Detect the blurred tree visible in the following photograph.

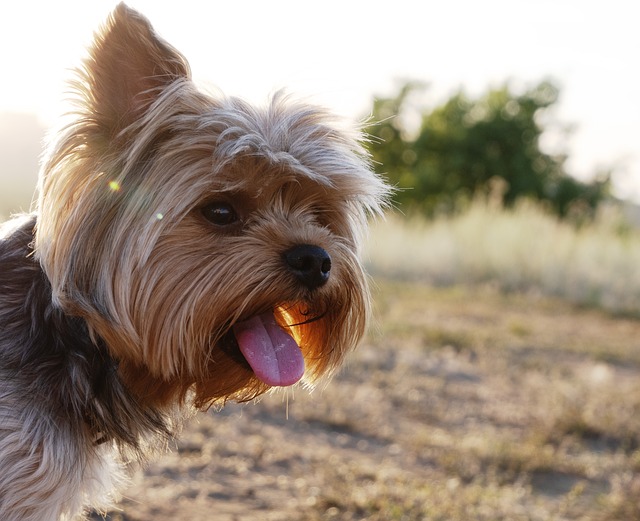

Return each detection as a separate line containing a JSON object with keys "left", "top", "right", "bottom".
{"left": 366, "top": 81, "right": 610, "bottom": 218}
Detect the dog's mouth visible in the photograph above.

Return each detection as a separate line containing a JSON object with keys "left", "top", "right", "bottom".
{"left": 224, "top": 310, "right": 305, "bottom": 387}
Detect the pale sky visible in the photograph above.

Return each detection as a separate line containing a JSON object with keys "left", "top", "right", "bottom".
{"left": 1, "top": 0, "right": 638, "bottom": 200}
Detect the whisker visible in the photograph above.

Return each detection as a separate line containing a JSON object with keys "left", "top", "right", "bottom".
{"left": 288, "top": 308, "right": 328, "bottom": 327}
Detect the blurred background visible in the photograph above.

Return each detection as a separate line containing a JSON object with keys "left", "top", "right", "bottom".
{"left": 2, "top": 1, "right": 640, "bottom": 519}
{"left": 1, "top": 0, "right": 638, "bottom": 217}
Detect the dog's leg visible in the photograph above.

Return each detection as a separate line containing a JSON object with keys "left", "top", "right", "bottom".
{"left": 0, "top": 399, "right": 121, "bottom": 521}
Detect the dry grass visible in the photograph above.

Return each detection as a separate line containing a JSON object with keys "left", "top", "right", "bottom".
{"left": 96, "top": 280, "right": 640, "bottom": 521}
{"left": 365, "top": 201, "right": 640, "bottom": 316}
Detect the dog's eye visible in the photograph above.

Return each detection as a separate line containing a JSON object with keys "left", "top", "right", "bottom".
{"left": 201, "top": 202, "right": 239, "bottom": 226}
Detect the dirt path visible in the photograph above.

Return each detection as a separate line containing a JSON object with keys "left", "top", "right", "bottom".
{"left": 92, "top": 281, "right": 640, "bottom": 520}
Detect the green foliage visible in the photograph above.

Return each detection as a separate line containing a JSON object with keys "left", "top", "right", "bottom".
{"left": 367, "top": 81, "right": 610, "bottom": 218}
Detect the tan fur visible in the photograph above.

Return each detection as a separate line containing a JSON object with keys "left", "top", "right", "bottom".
{"left": 0, "top": 3, "right": 388, "bottom": 519}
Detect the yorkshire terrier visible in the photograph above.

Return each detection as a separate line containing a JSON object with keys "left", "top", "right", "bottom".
{"left": 0, "top": 3, "right": 388, "bottom": 520}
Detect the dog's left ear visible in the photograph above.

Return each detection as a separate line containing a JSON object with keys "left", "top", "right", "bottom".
{"left": 81, "top": 2, "right": 191, "bottom": 137}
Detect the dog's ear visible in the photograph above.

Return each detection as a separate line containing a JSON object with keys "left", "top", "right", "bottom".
{"left": 80, "top": 2, "right": 190, "bottom": 136}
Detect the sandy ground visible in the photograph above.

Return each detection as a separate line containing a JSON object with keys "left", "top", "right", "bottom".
{"left": 89, "top": 281, "right": 640, "bottom": 520}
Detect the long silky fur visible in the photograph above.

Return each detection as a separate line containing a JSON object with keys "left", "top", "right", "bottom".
{"left": 0, "top": 3, "right": 389, "bottom": 520}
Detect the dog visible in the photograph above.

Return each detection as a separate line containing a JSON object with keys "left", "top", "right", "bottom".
{"left": 0, "top": 3, "right": 388, "bottom": 520}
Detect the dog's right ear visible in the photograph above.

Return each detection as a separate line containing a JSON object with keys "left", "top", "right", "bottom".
{"left": 78, "top": 2, "right": 191, "bottom": 137}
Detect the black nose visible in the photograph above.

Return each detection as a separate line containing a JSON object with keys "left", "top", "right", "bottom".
{"left": 284, "top": 244, "right": 331, "bottom": 290}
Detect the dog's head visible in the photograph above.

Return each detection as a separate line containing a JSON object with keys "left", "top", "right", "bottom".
{"left": 35, "top": 4, "right": 388, "bottom": 407}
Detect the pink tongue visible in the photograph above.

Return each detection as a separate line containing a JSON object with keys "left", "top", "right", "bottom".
{"left": 232, "top": 311, "right": 305, "bottom": 386}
